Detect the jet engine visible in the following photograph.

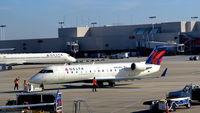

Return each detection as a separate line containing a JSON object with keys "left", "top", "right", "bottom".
{"left": 131, "top": 63, "right": 146, "bottom": 71}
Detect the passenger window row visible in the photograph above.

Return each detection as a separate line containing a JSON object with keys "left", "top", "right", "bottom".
{"left": 66, "top": 68, "right": 119, "bottom": 74}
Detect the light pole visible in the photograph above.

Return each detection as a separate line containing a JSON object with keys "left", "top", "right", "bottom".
{"left": 58, "top": 22, "right": 64, "bottom": 28}
{"left": 91, "top": 22, "right": 97, "bottom": 27}
{"left": 149, "top": 16, "right": 156, "bottom": 29}
{"left": 148, "top": 16, "right": 156, "bottom": 48}
{"left": 149, "top": 16, "right": 156, "bottom": 19}
{"left": 0, "top": 25, "right": 6, "bottom": 40}
{"left": 191, "top": 16, "right": 198, "bottom": 21}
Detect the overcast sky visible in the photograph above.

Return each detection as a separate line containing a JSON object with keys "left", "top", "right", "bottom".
{"left": 0, "top": 0, "right": 199, "bottom": 40}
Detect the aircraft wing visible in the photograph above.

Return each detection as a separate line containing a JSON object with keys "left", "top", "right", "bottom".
{"left": 0, "top": 103, "right": 55, "bottom": 109}
{"left": 90, "top": 68, "right": 167, "bottom": 81}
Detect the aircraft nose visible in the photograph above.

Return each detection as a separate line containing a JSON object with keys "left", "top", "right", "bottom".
{"left": 28, "top": 73, "right": 42, "bottom": 84}
{"left": 70, "top": 57, "right": 77, "bottom": 62}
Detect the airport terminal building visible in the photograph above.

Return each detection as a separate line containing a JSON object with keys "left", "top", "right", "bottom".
{"left": 0, "top": 21, "right": 200, "bottom": 57}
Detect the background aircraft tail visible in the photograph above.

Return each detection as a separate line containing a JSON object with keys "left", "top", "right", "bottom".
{"left": 145, "top": 45, "right": 167, "bottom": 65}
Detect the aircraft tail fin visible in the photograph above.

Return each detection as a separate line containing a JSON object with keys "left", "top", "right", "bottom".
{"left": 145, "top": 45, "right": 167, "bottom": 65}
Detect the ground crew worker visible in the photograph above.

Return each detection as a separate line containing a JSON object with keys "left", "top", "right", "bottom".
{"left": 92, "top": 77, "right": 97, "bottom": 92}
{"left": 23, "top": 80, "right": 27, "bottom": 89}
{"left": 14, "top": 78, "right": 19, "bottom": 90}
{"left": 24, "top": 80, "right": 27, "bottom": 86}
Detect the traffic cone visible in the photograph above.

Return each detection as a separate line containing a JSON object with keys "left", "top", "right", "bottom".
{"left": 166, "top": 104, "right": 169, "bottom": 113}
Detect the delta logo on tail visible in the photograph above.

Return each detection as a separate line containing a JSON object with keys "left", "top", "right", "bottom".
{"left": 146, "top": 45, "right": 167, "bottom": 65}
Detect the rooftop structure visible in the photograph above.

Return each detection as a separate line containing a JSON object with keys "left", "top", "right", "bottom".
{"left": 0, "top": 21, "right": 200, "bottom": 56}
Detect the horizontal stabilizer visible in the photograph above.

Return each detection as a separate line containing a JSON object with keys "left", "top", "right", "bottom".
{"left": 161, "top": 68, "right": 168, "bottom": 77}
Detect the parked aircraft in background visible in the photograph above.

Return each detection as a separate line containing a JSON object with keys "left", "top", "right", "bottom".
{"left": 0, "top": 53, "right": 76, "bottom": 70}
{"left": 29, "top": 45, "right": 167, "bottom": 88}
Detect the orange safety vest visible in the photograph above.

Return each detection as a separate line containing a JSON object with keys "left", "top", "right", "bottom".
{"left": 24, "top": 81, "right": 27, "bottom": 86}
{"left": 14, "top": 80, "right": 18, "bottom": 84}
{"left": 93, "top": 79, "right": 97, "bottom": 85}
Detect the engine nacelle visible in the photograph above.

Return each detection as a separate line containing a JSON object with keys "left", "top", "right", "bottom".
{"left": 131, "top": 63, "right": 146, "bottom": 71}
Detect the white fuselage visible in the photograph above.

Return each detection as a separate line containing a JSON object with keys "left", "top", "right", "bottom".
{"left": 0, "top": 53, "right": 76, "bottom": 65}
{"left": 29, "top": 62, "right": 160, "bottom": 84}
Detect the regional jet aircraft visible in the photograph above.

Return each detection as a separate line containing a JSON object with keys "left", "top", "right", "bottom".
{"left": 29, "top": 45, "right": 167, "bottom": 88}
{"left": 0, "top": 53, "right": 76, "bottom": 70}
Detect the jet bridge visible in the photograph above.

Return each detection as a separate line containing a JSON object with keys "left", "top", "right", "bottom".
{"left": 137, "top": 41, "right": 185, "bottom": 53}
{"left": 147, "top": 41, "right": 184, "bottom": 52}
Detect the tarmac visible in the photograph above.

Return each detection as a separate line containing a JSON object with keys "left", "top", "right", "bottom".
{"left": 0, "top": 55, "right": 200, "bottom": 113}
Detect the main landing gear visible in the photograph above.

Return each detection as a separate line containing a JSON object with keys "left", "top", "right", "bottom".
{"left": 2, "top": 65, "right": 6, "bottom": 70}
{"left": 97, "top": 81, "right": 115, "bottom": 88}
{"left": 8, "top": 66, "right": 12, "bottom": 70}
{"left": 97, "top": 81, "right": 104, "bottom": 88}
{"left": 108, "top": 81, "right": 115, "bottom": 87}
{"left": 1, "top": 65, "right": 12, "bottom": 70}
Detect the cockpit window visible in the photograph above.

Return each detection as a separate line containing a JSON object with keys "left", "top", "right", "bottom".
{"left": 39, "top": 70, "right": 53, "bottom": 73}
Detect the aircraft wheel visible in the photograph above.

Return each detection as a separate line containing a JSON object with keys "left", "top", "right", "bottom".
{"left": 8, "top": 66, "right": 12, "bottom": 70}
{"left": 2, "top": 65, "right": 6, "bottom": 70}
{"left": 97, "top": 82, "right": 103, "bottom": 88}
{"left": 108, "top": 81, "right": 115, "bottom": 87}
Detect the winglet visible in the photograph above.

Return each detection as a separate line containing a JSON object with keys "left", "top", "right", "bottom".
{"left": 161, "top": 68, "right": 168, "bottom": 77}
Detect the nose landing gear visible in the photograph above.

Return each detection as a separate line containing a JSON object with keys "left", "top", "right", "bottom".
{"left": 40, "top": 84, "right": 44, "bottom": 90}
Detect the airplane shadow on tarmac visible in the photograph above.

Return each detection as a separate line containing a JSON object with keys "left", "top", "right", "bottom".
{"left": 131, "top": 110, "right": 151, "bottom": 113}
{"left": 0, "top": 90, "right": 24, "bottom": 94}
{"left": 0, "top": 70, "right": 5, "bottom": 72}
{"left": 43, "top": 85, "right": 92, "bottom": 91}
{"left": 0, "top": 83, "right": 141, "bottom": 93}
{"left": 43, "top": 83, "right": 141, "bottom": 91}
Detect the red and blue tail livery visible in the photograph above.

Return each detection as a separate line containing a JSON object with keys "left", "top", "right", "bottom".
{"left": 146, "top": 45, "right": 167, "bottom": 65}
